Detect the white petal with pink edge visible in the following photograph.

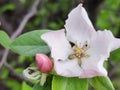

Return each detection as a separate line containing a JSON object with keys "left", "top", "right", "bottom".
{"left": 80, "top": 55, "right": 107, "bottom": 78}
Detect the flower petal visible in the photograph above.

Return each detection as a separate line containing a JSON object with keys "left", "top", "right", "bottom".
{"left": 105, "top": 30, "right": 120, "bottom": 51}
{"left": 65, "top": 4, "right": 96, "bottom": 44}
{"left": 80, "top": 56, "right": 107, "bottom": 78}
{"left": 88, "top": 30, "right": 120, "bottom": 59}
{"left": 80, "top": 30, "right": 120, "bottom": 78}
{"left": 54, "top": 59, "right": 83, "bottom": 77}
{"left": 41, "top": 29, "right": 72, "bottom": 61}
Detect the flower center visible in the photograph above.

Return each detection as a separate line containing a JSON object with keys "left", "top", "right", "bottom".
{"left": 68, "top": 42, "right": 89, "bottom": 66}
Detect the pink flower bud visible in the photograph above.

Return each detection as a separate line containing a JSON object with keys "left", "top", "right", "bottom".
{"left": 36, "top": 54, "right": 53, "bottom": 73}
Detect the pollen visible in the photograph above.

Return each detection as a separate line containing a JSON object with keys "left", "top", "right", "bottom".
{"left": 68, "top": 42, "right": 89, "bottom": 66}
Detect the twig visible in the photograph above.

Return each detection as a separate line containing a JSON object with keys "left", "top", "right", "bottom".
{"left": 11, "top": 0, "right": 40, "bottom": 40}
{"left": 0, "top": 0, "right": 40, "bottom": 68}
{"left": 4, "top": 62, "right": 34, "bottom": 87}
{"left": 0, "top": 0, "right": 41, "bottom": 86}
{"left": 0, "top": 49, "right": 9, "bottom": 69}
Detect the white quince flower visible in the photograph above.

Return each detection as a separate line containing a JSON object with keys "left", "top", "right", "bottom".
{"left": 41, "top": 4, "right": 120, "bottom": 78}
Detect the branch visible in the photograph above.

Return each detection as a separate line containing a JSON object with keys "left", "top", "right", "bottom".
{"left": 0, "top": 0, "right": 40, "bottom": 68}
{"left": 0, "top": 49, "right": 9, "bottom": 69}
{"left": 11, "top": 0, "right": 40, "bottom": 40}
{"left": 0, "top": 0, "right": 41, "bottom": 86}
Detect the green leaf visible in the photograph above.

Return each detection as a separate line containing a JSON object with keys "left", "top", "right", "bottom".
{"left": 10, "top": 30, "right": 51, "bottom": 56}
{"left": 52, "top": 76, "right": 88, "bottom": 90}
{"left": 0, "top": 3, "right": 15, "bottom": 13}
{"left": 0, "top": 30, "right": 11, "bottom": 49}
{"left": 6, "top": 80, "right": 21, "bottom": 90}
{"left": 1, "top": 67, "right": 9, "bottom": 79}
{"left": 22, "top": 82, "right": 32, "bottom": 90}
{"left": 33, "top": 80, "right": 51, "bottom": 90}
{"left": 33, "top": 82, "right": 45, "bottom": 90}
{"left": 110, "top": 48, "right": 120, "bottom": 62}
{"left": 89, "top": 76, "right": 115, "bottom": 90}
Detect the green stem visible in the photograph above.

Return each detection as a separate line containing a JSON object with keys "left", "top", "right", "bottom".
{"left": 40, "top": 73, "right": 48, "bottom": 86}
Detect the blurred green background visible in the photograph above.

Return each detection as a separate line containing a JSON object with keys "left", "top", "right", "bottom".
{"left": 0, "top": 0, "right": 120, "bottom": 90}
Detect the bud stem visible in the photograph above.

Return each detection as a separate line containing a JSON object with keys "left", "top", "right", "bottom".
{"left": 40, "top": 73, "right": 48, "bottom": 86}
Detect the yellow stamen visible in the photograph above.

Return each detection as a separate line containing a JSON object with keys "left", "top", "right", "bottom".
{"left": 68, "top": 44, "right": 89, "bottom": 66}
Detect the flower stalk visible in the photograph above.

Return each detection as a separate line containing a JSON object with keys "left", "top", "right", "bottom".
{"left": 40, "top": 73, "right": 48, "bottom": 86}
